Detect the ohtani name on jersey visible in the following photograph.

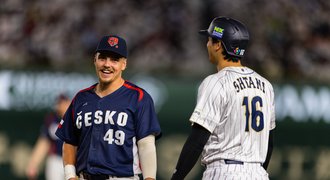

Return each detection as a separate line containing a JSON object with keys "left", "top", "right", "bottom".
{"left": 75, "top": 110, "right": 128, "bottom": 129}
{"left": 233, "top": 76, "right": 265, "bottom": 93}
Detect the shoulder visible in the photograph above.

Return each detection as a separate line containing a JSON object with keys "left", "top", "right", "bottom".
{"left": 72, "top": 84, "right": 97, "bottom": 103}
{"left": 199, "top": 72, "right": 227, "bottom": 91}
{"left": 201, "top": 73, "right": 221, "bottom": 85}
{"left": 252, "top": 70, "right": 274, "bottom": 87}
{"left": 248, "top": 68, "right": 275, "bottom": 92}
{"left": 77, "top": 84, "right": 97, "bottom": 95}
{"left": 123, "top": 81, "right": 151, "bottom": 102}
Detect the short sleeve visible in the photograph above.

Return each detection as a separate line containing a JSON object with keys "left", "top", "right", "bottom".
{"left": 135, "top": 92, "right": 161, "bottom": 141}
{"left": 270, "top": 85, "right": 276, "bottom": 130}
{"left": 189, "top": 76, "right": 223, "bottom": 133}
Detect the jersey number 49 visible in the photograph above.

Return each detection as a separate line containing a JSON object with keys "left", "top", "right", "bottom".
{"left": 104, "top": 129, "right": 125, "bottom": 145}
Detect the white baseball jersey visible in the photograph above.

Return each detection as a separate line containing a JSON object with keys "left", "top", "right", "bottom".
{"left": 190, "top": 66, "right": 276, "bottom": 165}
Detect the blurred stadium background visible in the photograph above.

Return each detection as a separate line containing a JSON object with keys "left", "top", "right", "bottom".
{"left": 1, "top": 0, "right": 330, "bottom": 179}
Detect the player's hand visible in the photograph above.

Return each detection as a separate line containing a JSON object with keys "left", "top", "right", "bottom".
{"left": 26, "top": 165, "right": 38, "bottom": 180}
{"left": 144, "top": 178, "right": 155, "bottom": 180}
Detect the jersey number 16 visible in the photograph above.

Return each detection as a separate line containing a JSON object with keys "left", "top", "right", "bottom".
{"left": 242, "top": 96, "right": 264, "bottom": 132}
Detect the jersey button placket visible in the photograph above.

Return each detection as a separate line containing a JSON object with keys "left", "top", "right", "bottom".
{"left": 92, "top": 100, "right": 102, "bottom": 150}
{"left": 95, "top": 99, "right": 101, "bottom": 143}
{"left": 89, "top": 100, "right": 101, "bottom": 172}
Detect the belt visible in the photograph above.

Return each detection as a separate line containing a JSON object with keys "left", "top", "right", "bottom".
{"left": 80, "top": 172, "right": 111, "bottom": 180}
{"left": 223, "top": 159, "right": 244, "bottom": 165}
{"left": 205, "top": 159, "right": 261, "bottom": 168}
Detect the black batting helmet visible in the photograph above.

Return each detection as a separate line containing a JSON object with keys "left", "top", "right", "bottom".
{"left": 199, "top": 16, "right": 249, "bottom": 58}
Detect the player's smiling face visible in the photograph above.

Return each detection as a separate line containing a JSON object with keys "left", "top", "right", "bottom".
{"left": 94, "top": 52, "right": 127, "bottom": 84}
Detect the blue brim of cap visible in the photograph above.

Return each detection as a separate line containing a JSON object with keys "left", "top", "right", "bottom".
{"left": 96, "top": 49, "right": 126, "bottom": 58}
{"left": 199, "top": 29, "right": 222, "bottom": 40}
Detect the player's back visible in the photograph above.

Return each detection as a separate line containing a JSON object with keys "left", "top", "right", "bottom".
{"left": 198, "top": 66, "right": 275, "bottom": 165}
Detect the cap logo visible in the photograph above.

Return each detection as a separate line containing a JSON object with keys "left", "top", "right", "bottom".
{"left": 108, "top": 37, "right": 119, "bottom": 48}
{"left": 212, "top": 26, "right": 224, "bottom": 38}
{"left": 234, "top": 47, "right": 245, "bottom": 56}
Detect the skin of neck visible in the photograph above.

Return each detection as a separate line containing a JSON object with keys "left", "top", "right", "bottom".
{"left": 96, "top": 77, "right": 125, "bottom": 97}
{"left": 217, "top": 57, "right": 243, "bottom": 71}
{"left": 215, "top": 45, "right": 243, "bottom": 71}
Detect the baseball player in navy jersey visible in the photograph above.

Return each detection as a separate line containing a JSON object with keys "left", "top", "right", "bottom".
{"left": 26, "top": 94, "right": 71, "bottom": 180}
{"left": 55, "top": 35, "right": 161, "bottom": 180}
{"left": 171, "top": 17, "right": 275, "bottom": 180}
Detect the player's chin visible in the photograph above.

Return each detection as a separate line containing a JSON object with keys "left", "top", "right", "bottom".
{"left": 98, "top": 74, "right": 113, "bottom": 83}
{"left": 99, "top": 77, "right": 113, "bottom": 84}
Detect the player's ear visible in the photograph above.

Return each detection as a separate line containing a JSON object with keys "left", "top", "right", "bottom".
{"left": 211, "top": 38, "right": 221, "bottom": 52}
{"left": 94, "top": 53, "right": 99, "bottom": 62}
{"left": 121, "top": 58, "right": 127, "bottom": 71}
{"left": 215, "top": 41, "right": 222, "bottom": 51}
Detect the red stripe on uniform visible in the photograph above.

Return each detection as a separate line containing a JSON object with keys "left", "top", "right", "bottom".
{"left": 71, "top": 84, "right": 97, "bottom": 122}
{"left": 123, "top": 82, "right": 144, "bottom": 102}
{"left": 58, "top": 120, "right": 64, "bottom": 129}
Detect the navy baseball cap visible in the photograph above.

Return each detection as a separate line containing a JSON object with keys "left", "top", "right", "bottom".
{"left": 95, "top": 35, "right": 128, "bottom": 58}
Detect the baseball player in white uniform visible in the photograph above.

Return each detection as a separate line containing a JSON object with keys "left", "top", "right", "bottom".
{"left": 171, "top": 16, "right": 275, "bottom": 180}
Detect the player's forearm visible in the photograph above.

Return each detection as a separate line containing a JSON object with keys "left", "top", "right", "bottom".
{"left": 63, "top": 142, "right": 77, "bottom": 165}
{"left": 171, "top": 124, "right": 211, "bottom": 180}
{"left": 28, "top": 137, "right": 50, "bottom": 167}
{"left": 137, "top": 135, "right": 157, "bottom": 180}
{"left": 263, "top": 130, "right": 274, "bottom": 170}
{"left": 26, "top": 137, "right": 50, "bottom": 178}
{"left": 63, "top": 142, "right": 77, "bottom": 180}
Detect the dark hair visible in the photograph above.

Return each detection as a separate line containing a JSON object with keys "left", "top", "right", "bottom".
{"left": 56, "top": 93, "right": 70, "bottom": 103}
{"left": 211, "top": 37, "right": 241, "bottom": 62}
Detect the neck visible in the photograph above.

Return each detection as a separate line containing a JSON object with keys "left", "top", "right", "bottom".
{"left": 96, "top": 78, "right": 125, "bottom": 97}
{"left": 217, "top": 59, "right": 243, "bottom": 71}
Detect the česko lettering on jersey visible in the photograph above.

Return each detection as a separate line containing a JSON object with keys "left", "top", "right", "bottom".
{"left": 55, "top": 81, "right": 161, "bottom": 176}
{"left": 75, "top": 110, "right": 128, "bottom": 128}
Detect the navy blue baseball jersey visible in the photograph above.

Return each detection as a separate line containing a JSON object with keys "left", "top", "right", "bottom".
{"left": 55, "top": 81, "right": 161, "bottom": 176}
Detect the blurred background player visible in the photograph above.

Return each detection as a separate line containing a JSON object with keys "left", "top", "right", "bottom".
{"left": 171, "top": 16, "right": 275, "bottom": 180}
{"left": 55, "top": 35, "right": 161, "bottom": 180}
{"left": 26, "top": 94, "right": 71, "bottom": 180}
